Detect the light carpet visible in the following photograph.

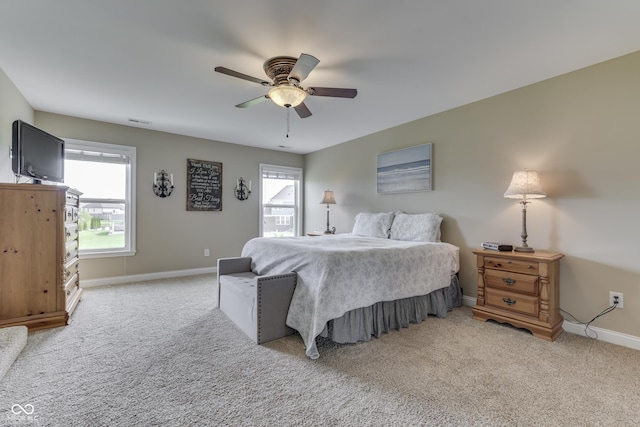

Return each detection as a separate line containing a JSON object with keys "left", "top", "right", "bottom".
{"left": 0, "top": 326, "right": 27, "bottom": 382}
{"left": 1, "top": 274, "right": 638, "bottom": 426}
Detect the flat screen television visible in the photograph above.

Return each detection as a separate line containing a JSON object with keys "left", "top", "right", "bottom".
{"left": 12, "top": 120, "right": 65, "bottom": 183}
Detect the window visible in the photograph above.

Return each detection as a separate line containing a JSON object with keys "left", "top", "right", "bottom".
{"left": 64, "top": 139, "right": 136, "bottom": 258}
{"left": 259, "top": 164, "right": 302, "bottom": 237}
{"left": 275, "top": 215, "right": 291, "bottom": 226}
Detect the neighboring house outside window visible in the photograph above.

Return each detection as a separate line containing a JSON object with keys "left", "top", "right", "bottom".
{"left": 64, "top": 139, "right": 136, "bottom": 258}
{"left": 259, "top": 164, "right": 302, "bottom": 237}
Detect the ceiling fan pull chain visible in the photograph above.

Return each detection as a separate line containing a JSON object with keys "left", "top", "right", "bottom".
{"left": 286, "top": 107, "right": 290, "bottom": 138}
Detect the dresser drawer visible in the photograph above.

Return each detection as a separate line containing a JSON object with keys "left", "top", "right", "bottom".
{"left": 485, "top": 288, "right": 538, "bottom": 317}
{"left": 65, "top": 223, "right": 79, "bottom": 242}
{"left": 485, "top": 269, "right": 538, "bottom": 295}
{"left": 65, "top": 205, "right": 79, "bottom": 222}
{"left": 66, "top": 191, "right": 79, "bottom": 205}
{"left": 484, "top": 256, "right": 538, "bottom": 275}
{"left": 65, "top": 240, "right": 78, "bottom": 261}
{"left": 64, "top": 257, "right": 80, "bottom": 282}
{"left": 64, "top": 273, "right": 79, "bottom": 297}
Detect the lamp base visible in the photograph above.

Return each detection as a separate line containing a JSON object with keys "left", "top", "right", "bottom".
{"left": 514, "top": 246, "right": 535, "bottom": 253}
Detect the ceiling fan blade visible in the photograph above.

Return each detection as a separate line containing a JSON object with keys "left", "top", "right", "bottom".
{"left": 293, "top": 102, "right": 312, "bottom": 119}
{"left": 307, "top": 87, "right": 358, "bottom": 98}
{"left": 214, "top": 66, "right": 270, "bottom": 86}
{"left": 289, "top": 53, "right": 319, "bottom": 84}
{"left": 235, "top": 95, "right": 269, "bottom": 108}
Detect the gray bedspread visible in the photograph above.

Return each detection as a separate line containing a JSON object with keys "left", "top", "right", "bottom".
{"left": 241, "top": 234, "right": 459, "bottom": 359}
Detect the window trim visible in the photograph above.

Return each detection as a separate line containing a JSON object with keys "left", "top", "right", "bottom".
{"left": 64, "top": 139, "right": 137, "bottom": 258}
{"left": 259, "top": 164, "right": 303, "bottom": 237}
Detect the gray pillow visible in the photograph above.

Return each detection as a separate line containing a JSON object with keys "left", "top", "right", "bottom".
{"left": 351, "top": 212, "right": 395, "bottom": 238}
{"left": 389, "top": 213, "right": 443, "bottom": 242}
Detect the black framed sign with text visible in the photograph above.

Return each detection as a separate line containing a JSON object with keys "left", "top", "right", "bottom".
{"left": 186, "top": 158, "right": 222, "bottom": 211}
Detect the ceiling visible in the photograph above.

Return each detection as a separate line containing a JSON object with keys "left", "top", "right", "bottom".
{"left": 1, "top": 1, "right": 640, "bottom": 155}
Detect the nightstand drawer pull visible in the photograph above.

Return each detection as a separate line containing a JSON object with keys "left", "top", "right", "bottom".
{"left": 502, "top": 297, "right": 517, "bottom": 306}
{"left": 502, "top": 277, "right": 516, "bottom": 285}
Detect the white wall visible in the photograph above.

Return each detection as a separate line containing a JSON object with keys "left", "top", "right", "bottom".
{"left": 0, "top": 68, "right": 34, "bottom": 182}
{"left": 304, "top": 51, "right": 640, "bottom": 338}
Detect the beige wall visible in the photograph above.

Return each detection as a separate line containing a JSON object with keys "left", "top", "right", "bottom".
{"left": 0, "top": 68, "right": 34, "bottom": 182}
{"left": 33, "top": 112, "right": 303, "bottom": 280}
{"left": 304, "top": 51, "right": 640, "bottom": 337}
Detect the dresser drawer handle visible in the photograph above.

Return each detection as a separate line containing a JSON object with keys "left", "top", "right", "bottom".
{"left": 502, "top": 278, "right": 516, "bottom": 285}
{"left": 527, "top": 265, "right": 533, "bottom": 269}
{"left": 502, "top": 297, "right": 516, "bottom": 306}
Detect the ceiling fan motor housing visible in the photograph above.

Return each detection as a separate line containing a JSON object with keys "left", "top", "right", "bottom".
{"left": 264, "top": 56, "right": 299, "bottom": 87}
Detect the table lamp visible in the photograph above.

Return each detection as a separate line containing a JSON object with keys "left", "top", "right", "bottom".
{"left": 504, "top": 170, "right": 546, "bottom": 252}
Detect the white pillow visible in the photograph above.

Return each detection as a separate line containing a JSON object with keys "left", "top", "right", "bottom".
{"left": 351, "top": 212, "right": 395, "bottom": 238}
{"left": 389, "top": 213, "right": 443, "bottom": 242}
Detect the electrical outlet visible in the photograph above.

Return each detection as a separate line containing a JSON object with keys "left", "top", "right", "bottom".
{"left": 204, "top": 249, "right": 210, "bottom": 257}
{"left": 609, "top": 291, "right": 623, "bottom": 309}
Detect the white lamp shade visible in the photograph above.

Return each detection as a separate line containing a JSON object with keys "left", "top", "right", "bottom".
{"left": 268, "top": 85, "right": 307, "bottom": 107}
{"left": 504, "top": 170, "right": 546, "bottom": 199}
{"left": 320, "top": 190, "right": 336, "bottom": 205}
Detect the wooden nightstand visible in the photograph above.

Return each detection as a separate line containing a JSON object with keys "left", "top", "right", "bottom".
{"left": 472, "top": 249, "right": 564, "bottom": 341}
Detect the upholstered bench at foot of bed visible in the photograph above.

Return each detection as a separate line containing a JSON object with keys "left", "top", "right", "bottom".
{"left": 217, "top": 257, "right": 297, "bottom": 344}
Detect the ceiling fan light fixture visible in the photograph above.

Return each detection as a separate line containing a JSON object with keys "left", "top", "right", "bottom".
{"left": 268, "top": 85, "right": 307, "bottom": 108}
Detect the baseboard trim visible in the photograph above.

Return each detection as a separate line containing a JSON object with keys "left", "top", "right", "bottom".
{"left": 561, "top": 321, "right": 640, "bottom": 351}
{"left": 81, "top": 267, "right": 217, "bottom": 288}
{"left": 462, "top": 295, "right": 476, "bottom": 307}
{"left": 461, "top": 296, "right": 640, "bottom": 351}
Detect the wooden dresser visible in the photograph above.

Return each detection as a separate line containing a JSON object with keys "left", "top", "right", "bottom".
{"left": 0, "top": 183, "right": 83, "bottom": 330}
{"left": 472, "top": 249, "right": 564, "bottom": 341}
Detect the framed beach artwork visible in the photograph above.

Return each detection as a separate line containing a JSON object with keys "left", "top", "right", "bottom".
{"left": 377, "top": 143, "right": 432, "bottom": 194}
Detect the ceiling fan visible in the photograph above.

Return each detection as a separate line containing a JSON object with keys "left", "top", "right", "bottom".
{"left": 215, "top": 53, "right": 357, "bottom": 119}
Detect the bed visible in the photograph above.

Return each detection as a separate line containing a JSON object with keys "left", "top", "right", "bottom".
{"left": 241, "top": 212, "right": 462, "bottom": 359}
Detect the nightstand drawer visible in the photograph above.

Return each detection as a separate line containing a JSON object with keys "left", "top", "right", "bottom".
{"left": 485, "top": 288, "right": 538, "bottom": 317}
{"left": 485, "top": 270, "right": 538, "bottom": 295}
{"left": 484, "top": 256, "right": 538, "bottom": 275}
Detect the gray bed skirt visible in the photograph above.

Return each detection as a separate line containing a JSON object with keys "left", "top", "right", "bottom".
{"left": 318, "top": 274, "right": 462, "bottom": 344}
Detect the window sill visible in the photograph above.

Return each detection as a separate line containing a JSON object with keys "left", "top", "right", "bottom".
{"left": 79, "top": 249, "right": 137, "bottom": 259}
